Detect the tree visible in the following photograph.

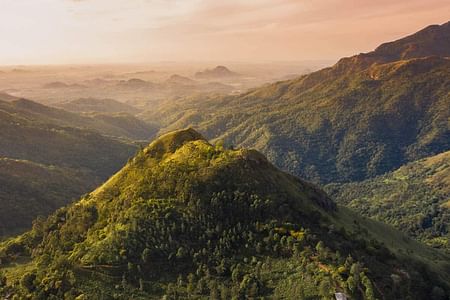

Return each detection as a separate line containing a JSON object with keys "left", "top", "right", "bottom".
{"left": 361, "top": 273, "right": 375, "bottom": 300}
{"left": 315, "top": 241, "right": 327, "bottom": 260}
{"left": 209, "top": 280, "right": 220, "bottom": 300}
{"left": 346, "top": 276, "right": 357, "bottom": 295}
{"left": 196, "top": 277, "right": 208, "bottom": 294}
{"left": 0, "top": 270, "right": 6, "bottom": 287}
{"left": 139, "top": 278, "right": 145, "bottom": 291}
{"left": 176, "top": 246, "right": 187, "bottom": 259}
{"left": 20, "top": 272, "right": 36, "bottom": 292}
{"left": 141, "top": 248, "right": 151, "bottom": 263}
{"left": 318, "top": 277, "right": 333, "bottom": 299}
{"left": 231, "top": 264, "right": 243, "bottom": 283}
{"left": 220, "top": 284, "right": 230, "bottom": 300}
{"left": 350, "top": 263, "right": 361, "bottom": 283}
{"left": 248, "top": 282, "right": 259, "bottom": 298}
{"left": 216, "top": 259, "right": 227, "bottom": 276}
{"left": 431, "top": 286, "right": 446, "bottom": 300}
{"left": 121, "top": 274, "right": 127, "bottom": 289}
{"left": 187, "top": 273, "right": 196, "bottom": 295}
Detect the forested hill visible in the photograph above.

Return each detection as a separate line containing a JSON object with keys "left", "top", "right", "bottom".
{"left": 143, "top": 21, "right": 450, "bottom": 184}
{"left": 0, "top": 98, "right": 140, "bottom": 238}
{"left": 327, "top": 150, "right": 450, "bottom": 253}
{"left": 0, "top": 98, "right": 156, "bottom": 140}
{"left": 0, "top": 129, "right": 449, "bottom": 299}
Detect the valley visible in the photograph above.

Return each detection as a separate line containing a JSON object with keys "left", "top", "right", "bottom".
{"left": 0, "top": 8, "right": 448, "bottom": 299}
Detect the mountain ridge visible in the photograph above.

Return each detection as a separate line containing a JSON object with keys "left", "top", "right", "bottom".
{"left": 1, "top": 128, "right": 448, "bottom": 299}
{"left": 144, "top": 22, "right": 450, "bottom": 183}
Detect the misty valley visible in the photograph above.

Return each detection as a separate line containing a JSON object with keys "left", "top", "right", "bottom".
{"left": 0, "top": 3, "right": 449, "bottom": 299}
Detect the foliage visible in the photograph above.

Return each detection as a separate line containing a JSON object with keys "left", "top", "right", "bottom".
{"left": 0, "top": 129, "right": 448, "bottom": 299}
{"left": 0, "top": 98, "right": 141, "bottom": 237}
{"left": 327, "top": 150, "right": 450, "bottom": 253}
{"left": 0, "top": 158, "right": 97, "bottom": 237}
{"left": 142, "top": 25, "right": 450, "bottom": 184}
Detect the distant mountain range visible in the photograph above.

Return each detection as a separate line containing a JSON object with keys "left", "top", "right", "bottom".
{"left": 165, "top": 74, "right": 197, "bottom": 85}
{"left": 42, "top": 81, "right": 86, "bottom": 89}
{"left": 54, "top": 97, "right": 140, "bottom": 114}
{"left": 0, "top": 20, "right": 449, "bottom": 300}
{"left": 195, "top": 65, "right": 240, "bottom": 79}
{"left": 145, "top": 21, "right": 450, "bottom": 184}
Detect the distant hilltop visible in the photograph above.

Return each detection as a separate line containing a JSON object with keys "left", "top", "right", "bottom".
{"left": 195, "top": 65, "right": 239, "bottom": 79}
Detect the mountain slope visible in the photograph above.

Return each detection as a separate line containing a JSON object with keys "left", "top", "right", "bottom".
{"left": 1, "top": 129, "right": 448, "bottom": 299}
{"left": 0, "top": 92, "right": 20, "bottom": 102}
{"left": 0, "top": 102, "right": 140, "bottom": 237}
{"left": 0, "top": 108, "right": 136, "bottom": 178}
{"left": 334, "top": 20, "right": 450, "bottom": 74}
{"left": 0, "top": 158, "right": 98, "bottom": 237}
{"left": 54, "top": 98, "right": 140, "bottom": 114}
{"left": 0, "top": 98, "right": 156, "bottom": 140}
{"left": 145, "top": 54, "right": 450, "bottom": 183}
{"left": 327, "top": 150, "right": 450, "bottom": 253}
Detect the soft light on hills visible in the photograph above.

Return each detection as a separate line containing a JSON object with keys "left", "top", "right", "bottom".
{"left": 144, "top": 22, "right": 450, "bottom": 184}
{"left": 0, "top": 129, "right": 448, "bottom": 299}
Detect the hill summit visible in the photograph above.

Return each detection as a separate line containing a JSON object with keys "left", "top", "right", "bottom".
{"left": 0, "top": 129, "right": 449, "bottom": 299}
{"left": 195, "top": 65, "right": 239, "bottom": 79}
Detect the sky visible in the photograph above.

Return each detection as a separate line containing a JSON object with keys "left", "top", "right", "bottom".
{"left": 0, "top": 0, "right": 449, "bottom": 65}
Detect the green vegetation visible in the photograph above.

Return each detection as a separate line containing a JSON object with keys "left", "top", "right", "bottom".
{"left": 54, "top": 98, "right": 140, "bottom": 114}
{"left": 1, "top": 129, "right": 448, "bottom": 299}
{"left": 327, "top": 151, "right": 450, "bottom": 253}
{"left": 0, "top": 158, "right": 98, "bottom": 238}
{"left": 1, "top": 98, "right": 156, "bottom": 140}
{"left": 143, "top": 22, "right": 450, "bottom": 184}
{"left": 0, "top": 99, "right": 141, "bottom": 238}
{"left": 0, "top": 107, "right": 136, "bottom": 178}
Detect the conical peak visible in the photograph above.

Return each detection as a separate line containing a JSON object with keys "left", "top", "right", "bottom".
{"left": 144, "top": 128, "right": 206, "bottom": 158}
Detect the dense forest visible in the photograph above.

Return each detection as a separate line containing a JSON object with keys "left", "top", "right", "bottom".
{"left": 0, "top": 98, "right": 143, "bottom": 238}
{"left": 0, "top": 129, "right": 448, "bottom": 299}
{"left": 327, "top": 151, "right": 450, "bottom": 253}
{"left": 0, "top": 20, "right": 449, "bottom": 300}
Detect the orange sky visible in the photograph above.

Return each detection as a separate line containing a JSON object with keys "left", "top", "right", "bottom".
{"left": 1, "top": 0, "right": 449, "bottom": 65}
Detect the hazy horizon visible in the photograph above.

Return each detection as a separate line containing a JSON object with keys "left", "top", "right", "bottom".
{"left": 1, "top": 0, "right": 449, "bottom": 65}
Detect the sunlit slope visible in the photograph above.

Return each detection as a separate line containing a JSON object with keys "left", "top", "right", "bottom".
{"left": 1, "top": 98, "right": 156, "bottom": 140}
{"left": 144, "top": 22, "right": 450, "bottom": 184}
{"left": 1, "top": 129, "right": 448, "bottom": 299}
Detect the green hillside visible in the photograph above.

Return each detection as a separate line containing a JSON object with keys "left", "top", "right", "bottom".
{"left": 327, "top": 150, "right": 450, "bottom": 253}
{"left": 143, "top": 22, "right": 450, "bottom": 184}
{"left": 1, "top": 98, "right": 156, "bottom": 140}
{"left": 0, "top": 108, "right": 136, "bottom": 178}
{"left": 54, "top": 98, "right": 140, "bottom": 114}
{"left": 0, "top": 100, "right": 141, "bottom": 238}
{"left": 0, "top": 158, "right": 98, "bottom": 238}
{"left": 1, "top": 129, "right": 448, "bottom": 299}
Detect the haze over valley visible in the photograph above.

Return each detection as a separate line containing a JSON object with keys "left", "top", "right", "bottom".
{"left": 0, "top": 1, "right": 449, "bottom": 299}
